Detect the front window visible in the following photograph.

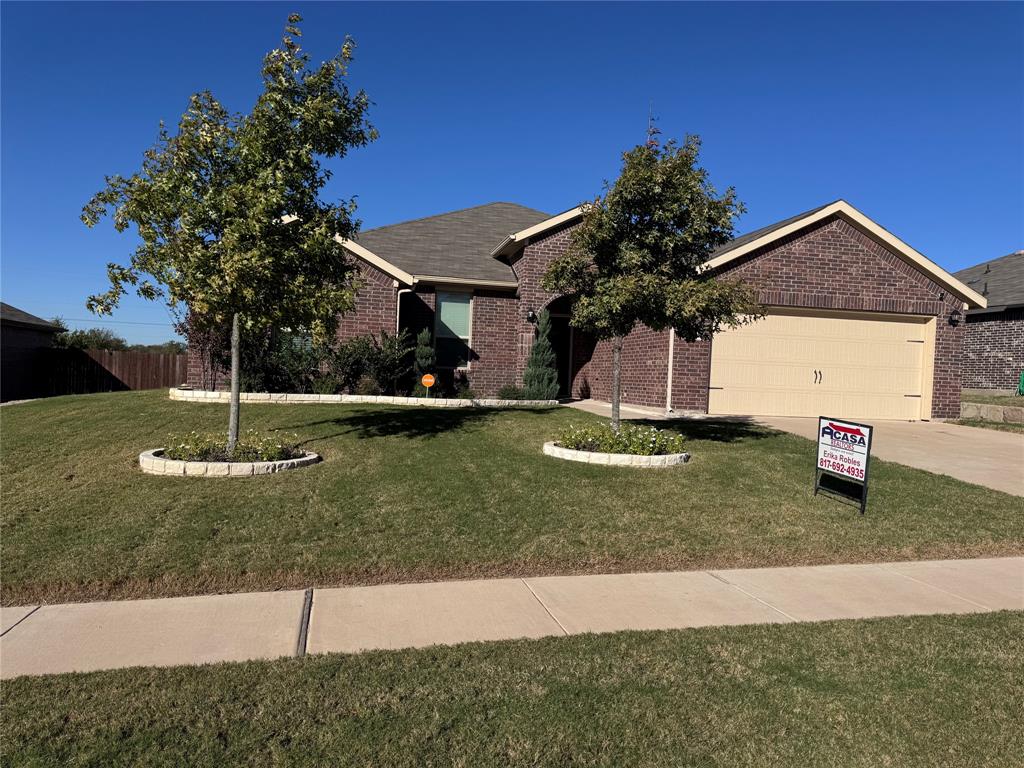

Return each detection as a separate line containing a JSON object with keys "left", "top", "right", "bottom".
{"left": 435, "top": 290, "right": 472, "bottom": 368}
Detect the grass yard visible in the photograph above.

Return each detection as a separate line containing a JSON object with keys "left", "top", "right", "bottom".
{"left": 3, "top": 611, "right": 1022, "bottom": 767}
{"left": 2, "top": 391, "right": 1021, "bottom": 605}
{"left": 953, "top": 418, "right": 1024, "bottom": 434}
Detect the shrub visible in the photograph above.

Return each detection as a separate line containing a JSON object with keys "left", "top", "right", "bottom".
{"left": 556, "top": 422, "right": 686, "bottom": 456}
{"left": 353, "top": 374, "right": 382, "bottom": 396}
{"left": 240, "top": 330, "right": 322, "bottom": 393}
{"left": 327, "top": 335, "right": 376, "bottom": 393}
{"left": 497, "top": 384, "right": 525, "bottom": 400}
{"left": 164, "top": 430, "right": 302, "bottom": 462}
{"left": 369, "top": 330, "right": 414, "bottom": 395}
{"left": 454, "top": 371, "right": 476, "bottom": 400}
{"left": 522, "top": 309, "right": 560, "bottom": 400}
{"left": 412, "top": 328, "right": 435, "bottom": 397}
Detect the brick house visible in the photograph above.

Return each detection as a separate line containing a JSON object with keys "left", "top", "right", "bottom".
{"left": 186, "top": 199, "right": 986, "bottom": 419}
{"left": 954, "top": 250, "right": 1023, "bottom": 391}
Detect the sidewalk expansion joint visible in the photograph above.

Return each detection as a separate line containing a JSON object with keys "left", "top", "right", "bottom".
{"left": 1, "top": 605, "right": 41, "bottom": 638}
{"left": 521, "top": 579, "right": 569, "bottom": 636}
{"left": 295, "top": 588, "right": 313, "bottom": 657}
{"left": 705, "top": 571, "right": 800, "bottom": 623}
{"left": 871, "top": 563, "right": 991, "bottom": 610}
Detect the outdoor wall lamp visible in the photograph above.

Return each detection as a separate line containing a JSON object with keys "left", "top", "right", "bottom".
{"left": 948, "top": 308, "right": 962, "bottom": 327}
{"left": 525, "top": 309, "right": 538, "bottom": 324}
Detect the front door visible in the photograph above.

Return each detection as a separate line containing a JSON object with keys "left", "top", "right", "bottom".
{"left": 547, "top": 314, "right": 572, "bottom": 398}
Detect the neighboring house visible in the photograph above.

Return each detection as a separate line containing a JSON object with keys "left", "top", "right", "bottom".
{"left": 953, "top": 251, "right": 1024, "bottom": 391}
{"left": 186, "top": 199, "right": 986, "bottom": 420}
{"left": 0, "top": 302, "right": 61, "bottom": 402}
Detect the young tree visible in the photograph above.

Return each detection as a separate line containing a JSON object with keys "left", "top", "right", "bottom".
{"left": 412, "top": 328, "right": 435, "bottom": 396}
{"left": 522, "top": 309, "right": 560, "bottom": 400}
{"left": 82, "top": 14, "right": 376, "bottom": 453}
{"left": 542, "top": 135, "right": 762, "bottom": 430}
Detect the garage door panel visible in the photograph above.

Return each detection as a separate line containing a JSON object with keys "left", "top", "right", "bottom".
{"left": 708, "top": 311, "right": 928, "bottom": 420}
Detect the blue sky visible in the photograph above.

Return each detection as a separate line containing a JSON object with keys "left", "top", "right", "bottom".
{"left": 2, "top": 2, "right": 1022, "bottom": 343}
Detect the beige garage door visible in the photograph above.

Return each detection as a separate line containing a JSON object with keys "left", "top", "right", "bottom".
{"left": 708, "top": 309, "right": 934, "bottom": 420}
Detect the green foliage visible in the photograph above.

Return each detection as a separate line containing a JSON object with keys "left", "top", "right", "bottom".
{"left": 164, "top": 429, "right": 302, "bottom": 462}
{"left": 326, "top": 335, "right": 376, "bottom": 394}
{"left": 412, "top": 328, "right": 436, "bottom": 396}
{"left": 454, "top": 371, "right": 476, "bottom": 400}
{"left": 238, "top": 330, "right": 322, "bottom": 393}
{"left": 496, "top": 384, "right": 526, "bottom": 400}
{"left": 556, "top": 422, "right": 686, "bottom": 456}
{"left": 522, "top": 310, "right": 560, "bottom": 400}
{"left": 542, "top": 136, "right": 762, "bottom": 344}
{"left": 53, "top": 326, "right": 128, "bottom": 351}
{"left": 82, "top": 14, "right": 376, "bottom": 343}
{"left": 369, "top": 330, "right": 414, "bottom": 395}
{"left": 127, "top": 341, "right": 187, "bottom": 354}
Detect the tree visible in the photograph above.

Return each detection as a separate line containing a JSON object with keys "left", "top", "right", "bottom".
{"left": 412, "top": 327, "right": 435, "bottom": 396}
{"left": 542, "top": 135, "right": 762, "bottom": 430}
{"left": 522, "top": 309, "right": 559, "bottom": 400}
{"left": 52, "top": 320, "right": 128, "bottom": 351}
{"left": 82, "top": 14, "right": 376, "bottom": 453}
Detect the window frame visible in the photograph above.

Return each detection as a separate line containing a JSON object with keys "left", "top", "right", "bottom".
{"left": 433, "top": 289, "right": 474, "bottom": 370}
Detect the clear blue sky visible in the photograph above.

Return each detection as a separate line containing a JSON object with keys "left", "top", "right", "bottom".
{"left": 2, "top": 1, "right": 1022, "bottom": 343}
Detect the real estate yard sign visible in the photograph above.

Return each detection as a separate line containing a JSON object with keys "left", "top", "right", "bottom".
{"left": 814, "top": 417, "right": 873, "bottom": 514}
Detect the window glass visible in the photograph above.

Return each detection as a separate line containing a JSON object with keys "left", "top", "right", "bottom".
{"left": 435, "top": 291, "right": 472, "bottom": 367}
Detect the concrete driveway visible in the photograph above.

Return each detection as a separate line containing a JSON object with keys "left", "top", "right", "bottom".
{"left": 758, "top": 417, "right": 1024, "bottom": 496}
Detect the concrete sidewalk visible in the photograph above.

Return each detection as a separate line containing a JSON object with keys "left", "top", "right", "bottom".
{"left": 2, "top": 557, "right": 1021, "bottom": 679}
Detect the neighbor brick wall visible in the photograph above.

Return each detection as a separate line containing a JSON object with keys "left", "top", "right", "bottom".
{"left": 962, "top": 309, "right": 1024, "bottom": 389}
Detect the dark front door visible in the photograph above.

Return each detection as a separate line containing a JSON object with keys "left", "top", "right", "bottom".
{"left": 547, "top": 315, "right": 572, "bottom": 398}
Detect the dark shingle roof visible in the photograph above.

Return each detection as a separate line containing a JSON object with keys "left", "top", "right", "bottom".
{"left": 954, "top": 251, "right": 1024, "bottom": 312}
{"left": 0, "top": 302, "right": 61, "bottom": 331}
{"left": 354, "top": 202, "right": 550, "bottom": 283}
{"left": 712, "top": 200, "right": 840, "bottom": 257}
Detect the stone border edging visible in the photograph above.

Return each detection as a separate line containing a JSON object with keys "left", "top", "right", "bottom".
{"left": 170, "top": 388, "right": 557, "bottom": 409}
{"left": 960, "top": 401, "right": 1024, "bottom": 424}
{"left": 139, "top": 449, "right": 321, "bottom": 477}
{"left": 543, "top": 441, "right": 690, "bottom": 468}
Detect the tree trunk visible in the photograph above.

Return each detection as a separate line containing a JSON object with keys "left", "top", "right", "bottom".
{"left": 227, "top": 312, "right": 241, "bottom": 455}
{"left": 611, "top": 335, "right": 623, "bottom": 432}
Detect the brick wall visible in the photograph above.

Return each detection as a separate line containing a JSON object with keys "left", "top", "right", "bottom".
{"left": 715, "top": 216, "right": 964, "bottom": 419}
{"left": 337, "top": 262, "right": 398, "bottom": 341}
{"left": 962, "top": 309, "right": 1024, "bottom": 389}
{"left": 515, "top": 214, "right": 966, "bottom": 418}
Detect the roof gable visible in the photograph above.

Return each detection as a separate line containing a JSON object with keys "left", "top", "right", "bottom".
{"left": 341, "top": 202, "right": 549, "bottom": 286}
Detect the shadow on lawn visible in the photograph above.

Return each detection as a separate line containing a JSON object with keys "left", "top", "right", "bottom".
{"left": 634, "top": 416, "right": 779, "bottom": 443}
{"left": 280, "top": 405, "right": 556, "bottom": 442}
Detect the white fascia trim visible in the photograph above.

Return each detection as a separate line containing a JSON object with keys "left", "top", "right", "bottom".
{"left": 703, "top": 200, "right": 987, "bottom": 309}
{"left": 415, "top": 275, "right": 518, "bottom": 290}
{"left": 490, "top": 206, "right": 586, "bottom": 257}
{"left": 335, "top": 235, "right": 416, "bottom": 286}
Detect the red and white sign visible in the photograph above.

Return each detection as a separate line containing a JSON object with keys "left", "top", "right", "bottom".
{"left": 816, "top": 417, "right": 872, "bottom": 483}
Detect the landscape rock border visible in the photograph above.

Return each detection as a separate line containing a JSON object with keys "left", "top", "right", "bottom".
{"left": 170, "top": 387, "right": 557, "bottom": 409}
{"left": 960, "top": 401, "right": 1024, "bottom": 424}
{"left": 543, "top": 441, "right": 690, "bottom": 468}
{"left": 139, "top": 448, "right": 321, "bottom": 477}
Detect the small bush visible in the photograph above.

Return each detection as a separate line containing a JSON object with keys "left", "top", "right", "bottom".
{"left": 497, "top": 385, "right": 525, "bottom": 400}
{"left": 164, "top": 430, "right": 302, "bottom": 462}
{"left": 556, "top": 422, "right": 686, "bottom": 456}
{"left": 354, "top": 374, "right": 382, "bottom": 396}
{"left": 454, "top": 371, "right": 476, "bottom": 400}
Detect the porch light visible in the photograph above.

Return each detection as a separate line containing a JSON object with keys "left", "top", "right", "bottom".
{"left": 948, "top": 308, "right": 962, "bottom": 327}
{"left": 526, "top": 309, "right": 537, "bottom": 324}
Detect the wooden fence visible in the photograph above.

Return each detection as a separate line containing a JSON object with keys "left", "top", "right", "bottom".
{"left": 2, "top": 348, "right": 188, "bottom": 401}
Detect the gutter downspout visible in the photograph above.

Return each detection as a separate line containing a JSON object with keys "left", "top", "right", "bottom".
{"left": 395, "top": 286, "right": 413, "bottom": 333}
{"left": 665, "top": 329, "right": 675, "bottom": 415}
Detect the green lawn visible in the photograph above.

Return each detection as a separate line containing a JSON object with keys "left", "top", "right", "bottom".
{"left": 2, "top": 391, "right": 1021, "bottom": 605}
{"left": 961, "top": 392, "right": 1023, "bottom": 407}
{"left": 3, "top": 612, "right": 1022, "bottom": 767}
{"left": 953, "top": 418, "right": 1024, "bottom": 434}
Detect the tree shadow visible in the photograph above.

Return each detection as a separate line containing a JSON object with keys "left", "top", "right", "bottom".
{"left": 277, "top": 405, "right": 557, "bottom": 443}
{"left": 632, "top": 416, "right": 779, "bottom": 443}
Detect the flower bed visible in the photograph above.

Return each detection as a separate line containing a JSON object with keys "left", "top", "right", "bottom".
{"left": 139, "top": 449, "right": 320, "bottom": 477}
{"left": 545, "top": 423, "right": 690, "bottom": 468}
{"left": 170, "top": 388, "right": 557, "bottom": 408}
